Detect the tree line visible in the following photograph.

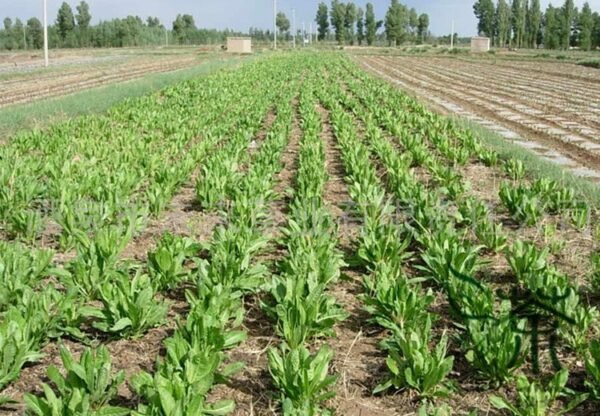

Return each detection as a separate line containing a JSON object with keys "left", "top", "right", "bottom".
{"left": 0, "top": 1, "right": 255, "bottom": 50}
{"left": 473, "top": 0, "right": 600, "bottom": 50}
{"left": 304, "top": 1, "right": 430, "bottom": 46}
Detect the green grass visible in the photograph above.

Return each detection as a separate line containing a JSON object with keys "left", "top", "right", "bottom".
{"left": 456, "top": 118, "right": 600, "bottom": 208}
{"left": 577, "top": 58, "right": 600, "bottom": 69}
{"left": 0, "top": 54, "right": 248, "bottom": 138}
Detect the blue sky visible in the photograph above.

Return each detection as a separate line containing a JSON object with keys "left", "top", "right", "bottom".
{"left": 1, "top": 1, "right": 599, "bottom": 36}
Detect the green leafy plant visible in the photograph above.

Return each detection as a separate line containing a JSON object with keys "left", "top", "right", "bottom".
{"left": 475, "top": 218, "right": 507, "bottom": 252}
{"left": 132, "top": 371, "right": 235, "bottom": 416}
{"left": 0, "top": 309, "right": 44, "bottom": 391}
{"left": 464, "top": 305, "right": 527, "bottom": 385}
{"left": 418, "top": 227, "right": 482, "bottom": 284}
{"left": 503, "top": 159, "right": 525, "bottom": 181}
{"left": 147, "top": 233, "right": 200, "bottom": 291}
{"left": 585, "top": 340, "right": 600, "bottom": 399}
{"left": 591, "top": 252, "right": 600, "bottom": 292}
{"left": 478, "top": 150, "right": 498, "bottom": 167}
{"left": 64, "top": 224, "right": 133, "bottom": 300}
{"left": 362, "top": 263, "right": 433, "bottom": 333}
{"left": 569, "top": 202, "right": 589, "bottom": 230}
{"left": 505, "top": 240, "right": 549, "bottom": 282}
{"left": 8, "top": 209, "right": 44, "bottom": 243}
{"left": 24, "top": 346, "right": 128, "bottom": 416}
{"left": 89, "top": 272, "right": 168, "bottom": 339}
{"left": 499, "top": 183, "right": 544, "bottom": 226}
{"left": 267, "top": 276, "right": 348, "bottom": 348}
{"left": 376, "top": 318, "right": 454, "bottom": 398}
{"left": 268, "top": 345, "right": 337, "bottom": 416}
{"left": 490, "top": 370, "right": 587, "bottom": 416}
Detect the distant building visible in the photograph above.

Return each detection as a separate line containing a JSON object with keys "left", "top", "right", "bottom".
{"left": 227, "top": 37, "right": 252, "bottom": 54}
{"left": 471, "top": 37, "right": 491, "bottom": 53}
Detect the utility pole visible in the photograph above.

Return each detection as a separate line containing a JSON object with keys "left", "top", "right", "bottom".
{"left": 292, "top": 8, "right": 296, "bottom": 48}
{"left": 309, "top": 22, "right": 312, "bottom": 44}
{"left": 165, "top": 28, "right": 168, "bottom": 47}
{"left": 43, "top": 0, "right": 49, "bottom": 67}
{"left": 23, "top": 25, "right": 27, "bottom": 50}
{"left": 450, "top": 20, "right": 455, "bottom": 50}
{"left": 273, "top": 0, "right": 277, "bottom": 49}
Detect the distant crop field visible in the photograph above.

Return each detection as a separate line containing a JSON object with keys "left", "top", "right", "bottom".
{"left": 0, "top": 52, "right": 599, "bottom": 416}
{"left": 358, "top": 54, "right": 600, "bottom": 182}
{"left": 0, "top": 47, "right": 222, "bottom": 108}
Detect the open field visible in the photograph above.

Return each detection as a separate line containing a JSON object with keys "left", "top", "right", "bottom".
{"left": 357, "top": 55, "right": 600, "bottom": 182}
{"left": 0, "top": 48, "right": 229, "bottom": 109}
{"left": 0, "top": 52, "right": 599, "bottom": 415}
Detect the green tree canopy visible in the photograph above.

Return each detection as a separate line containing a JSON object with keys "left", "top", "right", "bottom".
{"left": 544, "top": 4, "right": 561, "bottom": 49}
{"left": 357, "top": 7, "right": 365, "bottom": 45}
{"left": 276, "top": 12, "right": 290, "bottom": 36}
{"left": 345, "top": 3, "right": 357, "bottom": 44}
{"left": 527, "top": 0, "right": 542, "bottom": 48}
{"left": 366, "top": 2, "right": 377, "bottom": 45}
{"left": 57, "top": 2, "right": 75, "bottom": 41}
{"left": 579, "top": 2, "right": 594, "bottom": 50}
{"left": 561, "top": 0, "right": 575, "bottom": 49}
{"left": 330, "top": 0, "right": 346, "bottom": 44}
{"left": 316, "top": 2, "right": 329, "bottom": 41}
{"left": 473, "top": 0, "right": 495, "bottom": 38}
{"left": 26, "top": 17, "right": 43, "bottom": 49}
{"left": 494, "top": 0, "right": 511, "bottom": 47}
{"left": 75, "top": 1, "right": 91, "bottom": 29}
{"left": 173, "top": 14, "right": 196, "bottom": 44}
{"left": 417, "top": 13, "right": 429, "bottom": 43}
{"left": 385, "top": 0, "right": 408, "bottom": 46}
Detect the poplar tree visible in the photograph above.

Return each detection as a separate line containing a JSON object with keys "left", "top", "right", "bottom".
{"left": 474, "top": 0, "right": 495, "bottom": 38}
{"left": 417, "top": 13, "right": 429, "bottom": 43}
{"left": 356, "top": 7, "right": 365, "bottom": 45}
{"left": 366, "top": 3, "right": 377, "bottom": 45}
{"left": 579, "top": 2, "right": 594, "bottom": 50}
{"left": 512, "top": 0, "right": 526, "bottom": 47}
{"left": 56, "top": 2, "right": 75, "bottom": 42}
{"left": 527, "top": 0, "right": 542, "bottom": 48}
{"left": 316, "top": 2, "right": 329, "bottom": 41}
{"left": 495, "top": 0, "right": 512, "bottom": 47}
{"left": 385, "top": 0, "right": 407, "bottom": 46}
{"left": 561, "top": 0, "right": 575, "bottom": 49}
{"left": 330, "top": 0, "right": 346, "bottom": 44}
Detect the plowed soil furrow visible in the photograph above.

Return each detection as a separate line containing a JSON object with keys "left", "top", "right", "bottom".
{"left": 374, "top": 56, "right": 600, "bottom": 146}
{"left": 207, "top": 100, "right": 302, "bottom": 416}
{"left": 453, "top": 57, "right": 600, "bottom": 97}
{"left": 459, "top": 57, "right": 600, "bottom": 84}
{"left": 316, "top": 103, "right": 397, "bottom": 415}
{"left": 384, "top": 56, "right": 600, "bottom": 129}
{"left": 359, "top": 56, "right": 600, "bottom": 181}
{"left": 0, "top": 58, "right": 197, "bottom": 108}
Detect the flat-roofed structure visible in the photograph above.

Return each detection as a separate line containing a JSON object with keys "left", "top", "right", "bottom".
{"left": 227, "top": 37, "right": 252, "bottom": 54}
{"left": 471, "top": 37, "right": 491, "bottom": 53}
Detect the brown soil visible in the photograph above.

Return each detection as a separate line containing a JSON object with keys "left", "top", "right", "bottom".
{"left": 329, "top": 80, "right": 599, "bottom": 415}
{"left": 357, "top": 55, "right": 600, "bottom": 181}
{"left": 207, "top": 99, "right": 301, "bottom": 415}
{"left": 0, "top": 57, "right": 200, "bottom": 108}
